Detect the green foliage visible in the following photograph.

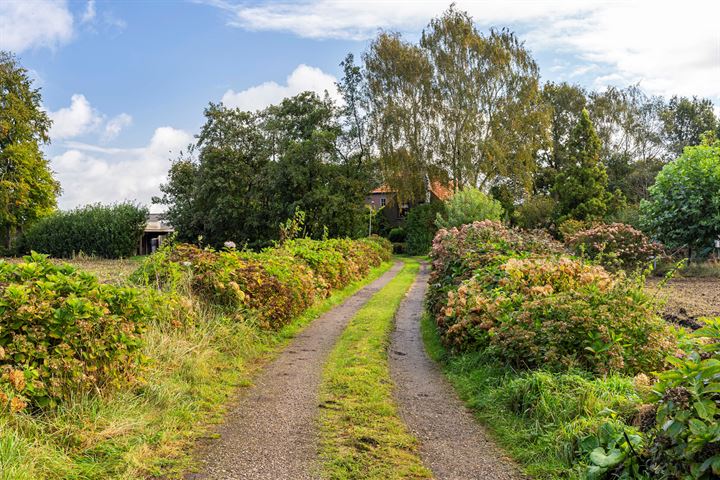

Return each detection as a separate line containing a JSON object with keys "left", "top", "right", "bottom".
{"left": 0, "top": 52, "right": 60, "bottom": 249}
{"left": 435, "top": 188, "right": 504, "bottom": 229}
{"left": 566, "top": 223, "right": 664, "bottom": 272}
{"left": 21, "top": 202, "right": 148, "bottom": 258}
{"left": 0, "top": 253, "right": 148, "bottom": 410}
{"left": 387, "top": 227, "right": 406, "bottom": 243}
{"left": 643, "top": 318, "right": 720, "bottom": 479}
{"left": 640, "top": 143, "right": 720, "bottom": 258}
{"left": 404, "top": 202, "right": 446, "bottom": 255}
{"left": 581, "top": 421, "right": 646, "bottom": 479}
{"left": 365, "top": 6, "right": 549, "bottom": 201}
{"left": 554, "top": 109, "right": 625, "bottom": 222}
{"left": 661, "top": 96, "right": 720, "bottom": 157}
{"left": 514, "top": 194, "right": 557, "bottom": 230}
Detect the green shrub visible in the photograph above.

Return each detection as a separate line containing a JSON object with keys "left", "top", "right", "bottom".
{"left": 645, "top": 318, "right": 720, "bottom": 479}
{"left": 0, "top": 253, "right": 148, "bottom": 410}
{"left": 387, "top": 227, "right": 406, "bottom": 243}
{"left": 404, "top": 202, "right": 446, "bottom": 256}
{"left": 435, "top": 188, "right": 504, "bottom": 229}
{"left": 639, "top": 142, "right": 720, "bottom": 259}
{"left": 513, "top": 195, "right": 556, "bottom": 230}
{"left": 22, "top": 203, "right": 148, "bottom": 259}
{"left": 566, "top": 223, "right": 664, "bottom": 272}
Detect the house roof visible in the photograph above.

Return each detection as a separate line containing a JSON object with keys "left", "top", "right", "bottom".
{"left": 370, "top": 181, "right": 455, "bottom": 200}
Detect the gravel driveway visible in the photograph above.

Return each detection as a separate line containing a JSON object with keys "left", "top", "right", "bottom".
{"left": 186, "top": 262, "right": 402, "bottom": 480}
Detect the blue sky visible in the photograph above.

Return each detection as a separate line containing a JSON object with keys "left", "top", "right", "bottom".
{"left": 1, "top": 0, "right": 719, "bottom": 211}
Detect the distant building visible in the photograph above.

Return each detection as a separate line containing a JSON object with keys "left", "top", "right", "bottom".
{"left": 138, "top": 213, "right": 174, "bottom": 255}
{"left": 365, "top": 181, "right": 453, "bottom": 227}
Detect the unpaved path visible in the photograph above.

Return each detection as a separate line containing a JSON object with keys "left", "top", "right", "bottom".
{"left": 186, "top": 262, "right": 403, "bottom": 480}
{"left": 389, "top": 263, "right": 526, "bottom": 480}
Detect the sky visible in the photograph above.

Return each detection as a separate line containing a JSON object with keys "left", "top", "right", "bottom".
{"left": 1, "top": 0, "right": 719, "bottom": 213}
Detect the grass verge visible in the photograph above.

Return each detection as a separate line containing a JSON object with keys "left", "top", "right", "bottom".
{"left": 318, "top": 259, "right": 431, "bottom": 480}
{"left": 420, "top": 313, "right": 647, "bottom": 480}
{"left": 0, "top": 261, "right": 394, "bottom": 480}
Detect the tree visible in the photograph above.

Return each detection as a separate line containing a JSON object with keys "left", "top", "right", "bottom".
{"left": 661, "top": 95, "right": 719, "bottom": 156}
{"left": 0, "top": 52, "right": 60, "bottom": 249}
{"left": 435, "top": 188, "right": 503, "bottom": 229}
{"left": 553, "top": 109, "right": 623, "bottom": 221}
{"left": 639, "top": 139, "right": 720, "bottom": 259}
{"left": 364, "top": 7, "right": 549, "bottom": 202}
{"left": 537, "top": 82, "right": 588, "bottom": 195}
{"left": 156, "top": 93, "right": 371, "bottom": 248}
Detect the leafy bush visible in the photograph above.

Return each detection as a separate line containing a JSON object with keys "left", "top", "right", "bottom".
{"left": 427, "top": 220, "right": 565, "bottom": 319}
{"left": 0, "top": 253, "right": 148, "bottom": 410}
{"left": 566, "top": 223, "right": 664, "bottom": 272}
{"left": 404, "top": 202, "right": 446, "bottom": 255}
{"left": 387, "top": 228, "right": 406, "bottom": 243}
{"left": 22, "top": 203, "right": 148, "bottom": 259}
{"left": 513, "top": 195, "right": 556, "bottom": 230}
{"left": 133, "top": 237, "right": 391, "bottom": 330}
{"left": 644, "top": 318, "right": 720, "bottom": 479}
{"left": 441, "top": 256, "right": 674, "bottom": 375}
{"left": 435, "top": 188, "right": 504, "bottom": 229}
{"left": 640, "top": 142, "right": 720, "bottom": 259}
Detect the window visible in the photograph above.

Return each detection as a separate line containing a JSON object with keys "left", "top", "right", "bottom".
{"left": 380, "top": 197, "right": 386, "bottom": 207}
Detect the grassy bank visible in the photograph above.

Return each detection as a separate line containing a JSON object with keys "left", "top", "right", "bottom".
{"left": 0, "top": 261, "right": 393, "bottom": 480}
{"left": 420, "top": 313, "right": 647, "bottom": 479}
{"left": 318, "top": 259, "right": 431, "bottom": 480}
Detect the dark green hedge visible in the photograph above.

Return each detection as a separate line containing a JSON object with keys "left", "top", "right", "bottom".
{"left": 22, "top": 203, "right": 148, "bottom": 258}
{"left": 404, "top": 202, "right": 446, "bottom": 255}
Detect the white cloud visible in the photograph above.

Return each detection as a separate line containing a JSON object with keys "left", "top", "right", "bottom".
{"left": 204, "top": 0, "right": 720, "bottom": 103}
{"left": 222, "top": 64, "right": 339, "bottom": 111}
{"left": 48, "top": 94, "right": 133, "bottom": 142}
{"left": 0, "top": 0, "right": 74, "bottom": 52}
{"left": 80, "top": 0, "right": 95, "bottom": 24}
{"left": 48, "top": 94, "right": 103, "bottom": 140}
{"left": 103, "top": 113, "right": 133, "bottom": 140}
{"left": 52, "top": 127, "right": 193, "bottom": 212}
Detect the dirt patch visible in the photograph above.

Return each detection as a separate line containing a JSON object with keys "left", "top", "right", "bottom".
{"left": 185, "top": 262, "right": 402, "bottom": 480}
{"left": 389, "top": 263, "right": 526, "bottom": 480}
{"left": 646, "top": 277, "right": 720, "bottom": 329}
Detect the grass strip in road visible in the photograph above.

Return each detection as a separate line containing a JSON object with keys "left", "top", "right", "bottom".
{"left": 319, "top": 259, "right": 431, "bottom": 480}
{"left": 0, "top": 261, "right": 394, "bottom": 480}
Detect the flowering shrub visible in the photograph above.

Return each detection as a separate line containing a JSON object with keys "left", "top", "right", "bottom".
{"left": 428, "top": 220, "right": 565, "bottom": 320}
{"left": 566, "top": 223, "right": 664, "bottom": 272}
{"left": 0, "top": 253, "right": 148, "bottom": 410}
{"left": 429, "top": 222, "right": 675, "bottom": 376}
{"left": 441, "top": 256, "right": 673, "bottom": 374}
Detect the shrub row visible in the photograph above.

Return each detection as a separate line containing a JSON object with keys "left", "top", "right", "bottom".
{"left": 21, "top": 203, "right": 148, "bottom": 259}
{"left": 133, "top": 236, "right": 392, "bottom": 330}
{"left": 428, "top": 221, "right": 674, "bottom": 376}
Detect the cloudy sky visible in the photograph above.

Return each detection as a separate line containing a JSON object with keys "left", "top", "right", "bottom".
{"left": 1, "top": 0, "right": 719, "bottom": 212}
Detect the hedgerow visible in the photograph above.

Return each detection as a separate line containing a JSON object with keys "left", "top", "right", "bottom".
{"left": 133, "top": 237, "right": 392, "bottom": 330}
{"left": 21, "top": 203, "right": 148, "bottom": 259}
